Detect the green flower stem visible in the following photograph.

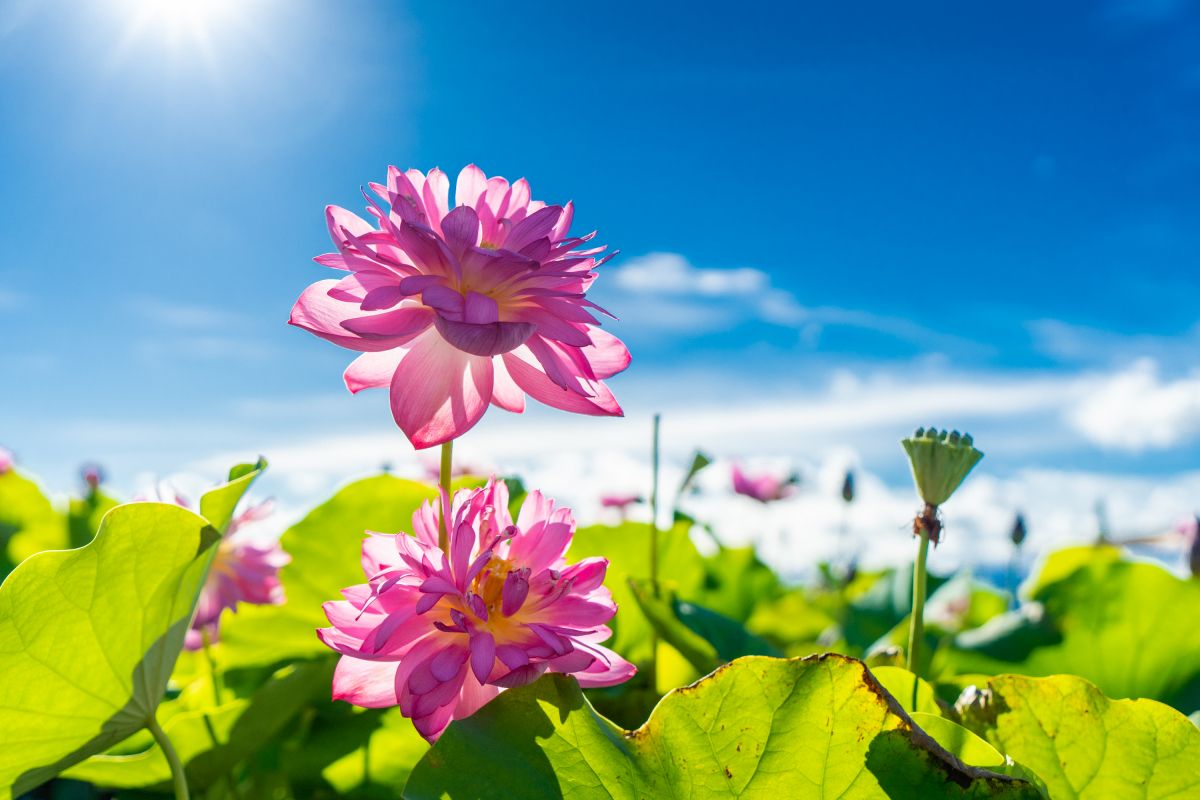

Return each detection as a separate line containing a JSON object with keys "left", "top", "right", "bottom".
{"left": 147, "top": 714, "right": 189, "bottom": 800}
{"left": 439, "top": 440, "right": 454, "bottom": 551}
{"left": 648, "top": 413, "right": 662, "bottom": 691}
{"left": 906, "top": 518, "right": 931, "bottom": 705}
{"left": 200, "top": 628, "right": 223, "bottom": 707}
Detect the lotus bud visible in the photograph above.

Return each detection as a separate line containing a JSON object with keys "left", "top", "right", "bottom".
{"left": 901, "top": 428, "right": 983, "bottom": 507}
{"left": 1010, "top": 513, "right": 1027, "bottom": 547}
{"left": 81, "top": 463, "right": 105, "bottom": 491}
{"left": 841, "top": 469, "right": 855, "bottom": 504}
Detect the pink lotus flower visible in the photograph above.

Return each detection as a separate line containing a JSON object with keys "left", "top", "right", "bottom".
{"left": 732, "top": 463, "right": 798, "bottom": 503}
{"left": 318, "top": 479, "right": 635, "bottom": 741}
{"left": 290, "top": 164, "right": 629, "bottom": 449}
{"left": 187, "top": 499, "right": 290, "bottom": 649}
{"left": 0, "top": 447, "right": 12, "bottom": 476}
{"left": 600, "top": 493, "right": 641, "bottom": 521}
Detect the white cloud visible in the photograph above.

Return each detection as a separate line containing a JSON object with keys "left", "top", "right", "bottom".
{"left": 1067, "top": 359, "right": 1200, "bottom": 451}
{"left": 606, "top": 252, "right": 983, "bottom": 353}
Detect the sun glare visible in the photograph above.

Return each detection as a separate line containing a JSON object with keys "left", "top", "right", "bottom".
{"left": 109, "top": 0, "right": 250, "bottom": 70}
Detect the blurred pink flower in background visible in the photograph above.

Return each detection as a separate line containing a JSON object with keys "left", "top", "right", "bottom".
{"left": 422, "top": 460, "right": 484, "bottom": 482}
{"left": 319, "top": 479, "right": 634, "bottom": 741}
{"left": 599, "top": 493, "right": 641, "bottom": 520}
{"left": 0, "top": 447, "right": 12, "bottom": 475}
{"left": 170, "top": 497, "right": 290, "bottom": 650}
{"left": 80, "top": 463, "right": 104, "bottom": 491}
{"left": 290, "top": 164, "right": 629, "bottom": 449}
{"left": 731, "top": 463, "right": 798, "bottom": 503}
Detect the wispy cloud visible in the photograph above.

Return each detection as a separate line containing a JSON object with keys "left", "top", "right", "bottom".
{"left": 606, "top": 252, "right": 985, "bottom": 354}
{"left": 0, "top": 288, "right": 25, "bottom": 310}
{"left": 135, "top": 336, "right": 276, "bottom": 362}
{"left": 1029, "top": 318, "right": 1200, "bottom": 368}
{"left": 131, "top": 296, "right": 248, "bottom": 330}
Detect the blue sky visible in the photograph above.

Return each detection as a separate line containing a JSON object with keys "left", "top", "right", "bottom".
{"left": 1, "top": 0, "right": 1199, "bottom": 568}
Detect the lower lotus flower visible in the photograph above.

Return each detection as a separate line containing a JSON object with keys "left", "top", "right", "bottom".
{"left": 318, "top": 479, "right": 635, "bottom": 741}
{"left": 0, "top": 447, "right": 12, "bottom": 475}
{"left": 186, "top": 499, "right": 289, "bottom": 649}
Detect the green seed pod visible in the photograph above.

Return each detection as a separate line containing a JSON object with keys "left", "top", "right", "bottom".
{"left": 901, "top": 428, "right": 983, "bottom": 507}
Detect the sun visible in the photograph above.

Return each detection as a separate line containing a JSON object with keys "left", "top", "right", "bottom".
{"left": 109, "top": 0, "right": 250, "bottom": 66}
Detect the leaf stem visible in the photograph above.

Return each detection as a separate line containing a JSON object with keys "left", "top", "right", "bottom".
{"left": 439, "top": 439, "right": 454, "bottom": 551}
{"left": 147, "top": 714, "right": 190, "bottom": 800}
{"left": 906, "top": 511, "right": 932, "bottom": 706}
{"left": 648, "top": 413, "right": 661, "bottom": 691}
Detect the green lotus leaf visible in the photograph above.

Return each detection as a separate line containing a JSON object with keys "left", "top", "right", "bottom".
{"left": 0, "top": 462, "right": 264, "bottom": 798}
{"left": 0, "top": 468, "right": 66, "bottom": 577}
{"left": 940, "top": 547, "right": 1200, "bottom": 710}
{"left": 960, "top": 674, "right": 1200, "bottom": 799}
{"left": 404, "top": 654, "right": 1040, "bottom": 799}
{"left": 62, "top": 660, "right": 329, "bottom": 791}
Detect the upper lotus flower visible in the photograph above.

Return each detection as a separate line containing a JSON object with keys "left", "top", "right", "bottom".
{"left": 318, "top": 479, "right": 635, "bottom": 742}
{"left": 290, "top": 164, "right": 630, "bottom": 449}
{"left": 187, "top": 499, "right": 289, "bottom": 649}
{"left": 732, "top": 463, "right": 798, "bottom": 503}
{"left": 0, "top": 447, "right": 12, "bottom": 475}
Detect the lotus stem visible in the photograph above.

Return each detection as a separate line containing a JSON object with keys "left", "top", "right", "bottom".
{"left": 648, "top": 413, "right": 662, "bottom": 691}
{"left": 147, "top": 714, "right": 189, "bottom": 800}
{"left": 200, "top": 628, "right": 223, "bottom": 707}
{"left": 439, "top": 440, "right": 454, "bottom": 551}
{"left": 906, "top": 506, "right": 933, "bottom": 704}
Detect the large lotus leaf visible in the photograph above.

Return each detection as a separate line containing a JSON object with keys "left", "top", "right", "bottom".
{"left": 940, "top": 547, "right": 1200, "bottom": 709}
{"left": 218, "top": 475, "right": 450, "bottom": 669}
{"left": 568, "top": 519, "right": 706, "bottom": 664}
{"left": 404, "top": 655, "right": 1040, "bottom": 799}
{"left": 960, "top": 674, "right": 1200, "bottom": 799}
{"left": 0, "top": 469, "right": 66, "bottom": 576}
{"left": 0, "top": 462, "right": 264, "bottom": 798}
{"left": 63, "top": 660, "right": 329, "bottom": 791}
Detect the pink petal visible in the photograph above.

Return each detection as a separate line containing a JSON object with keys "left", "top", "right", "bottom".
{"left": 582, "top": 328, "right": 631, "bottom": 380}
{"left": 502, "top": 350, "right": 623, "bottom": 417}
{"left": 389, "top": 330, "right": 495, "bottom": 449}
{"left": 434, "top": 318, "right": 536, "bottom": 358}
{"left": 344, "top": 349, "right": 406, "bottom": 394}
{"left": 455, "top": 164, "right": 488, "bottom": 209}
{"left": 341, "top": 306, "right": 435, "bottom": 338}
{"left": 331, "top": 657, "right": 399, "bottom": 707}
{"left": 470, "top": 631, "right": 496, "bottom": 683}
{"left": 490, "top": 358, "right": 526, "bottom": 412}
{"left": 291, "top": 281, "right": 408, "bottom": 352}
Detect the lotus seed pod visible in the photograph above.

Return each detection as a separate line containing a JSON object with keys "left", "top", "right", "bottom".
{"left": 901, "top": 429, "right": 983, "bottom": 507}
